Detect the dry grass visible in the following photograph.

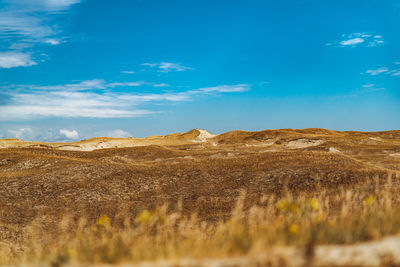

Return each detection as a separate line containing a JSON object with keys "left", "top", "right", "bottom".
{"left": 1, "top": 129, "right": 400, "bottom": 266}
{"left": 1, "top": 173, "right": 400, "bottom": 266}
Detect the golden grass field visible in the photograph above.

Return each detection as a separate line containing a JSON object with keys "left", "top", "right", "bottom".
{"left": 1, "top": 128, "right": 400, "bottom": 266}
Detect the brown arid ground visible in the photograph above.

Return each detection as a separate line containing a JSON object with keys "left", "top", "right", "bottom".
{"left": 1, "top": 128, "right": 400, "bottom": 266}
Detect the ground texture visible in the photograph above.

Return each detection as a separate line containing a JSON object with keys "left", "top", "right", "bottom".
{"left": 1, "top": 128, "right": 400, "bottom": 266}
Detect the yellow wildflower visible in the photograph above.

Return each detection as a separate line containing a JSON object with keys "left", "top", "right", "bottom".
{"left": 137, "top": 210, "right": 152, "bottom": 225}
{"left": 96, "top": 215, "right": 111, "bottom": 227}
{"left": 276, "top": 199, "right": 290, "bottom": 211}
{"left": 307, "top": 198, "right": 320, "bottom": 211}
{"left": 288, "top": 223, "right": 299, "bottom": 235}
{"left": 363, "top": 195, "right": 375, "bottom": 206}
{"left": 66, "top": 248, "right": 77, "bottom": 259}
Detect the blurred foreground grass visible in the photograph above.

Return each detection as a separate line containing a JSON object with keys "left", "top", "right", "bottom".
{"left": 1, "top": 173, "right": 400, "bottom": 266}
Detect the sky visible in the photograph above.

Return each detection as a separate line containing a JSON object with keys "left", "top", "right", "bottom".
{"left": 0, "top": 0, "right": 399, "bottom": 141}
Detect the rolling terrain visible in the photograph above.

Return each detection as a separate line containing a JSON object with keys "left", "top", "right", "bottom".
{"left": 1, "top": 128, "right": 399, "bottom": 223}
{"left": 1, "top": 128, "right": 400, "bottom": 266}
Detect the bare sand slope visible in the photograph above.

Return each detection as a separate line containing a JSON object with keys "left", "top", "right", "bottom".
{"left": 0, "top": 129, "right": 216, "bottom": 151}
{"left": 1, "top": 128, "right": 400, "bottom": 152}
{"left": 120, "top": 236, "right": 400, "bottom": 267}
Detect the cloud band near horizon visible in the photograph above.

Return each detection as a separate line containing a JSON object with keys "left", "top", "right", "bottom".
{"left": 0, "top": 80, "right": 250, "bottom": 121}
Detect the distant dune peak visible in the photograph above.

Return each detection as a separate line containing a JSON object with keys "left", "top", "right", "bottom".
{"left": 188, "top": 129, "right": 216, "bottom": 142}
{"left": 1, "top": 128, "right": 400, "bottom": 151}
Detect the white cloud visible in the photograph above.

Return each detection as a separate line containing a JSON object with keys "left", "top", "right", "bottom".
{"left": 108, "top": 81, "right": 144, "bottom": 88}
{"left": 0, "top": 89, "right": 156, "bottom": 120}
{"left": 121, "top": 71, "right": 135, "bottom": 74}
{"left": 362, "top": 84, "right": 375, "bottom": 88}
{"left": 107, "top": 129, "right": 132, "bottom": 138}
{"left": 141, "top": 62, "right": 194, "bottom": 73}
{"left": 365, "top": 65, "right": 400, "bottom": 76}
{"left": 0, "top": 80, "right": 250, "bottom": 120}
{"left": 5, "top": 0, "right": 80, "bottom": 12}
{"left": 59, "top": 129, "right": 79, "bottom": 140}
{"left": 158, "top": 62, "right": 194, "bottom": 72}
{"left": 366, "top": 67, "right": 389, "bottom": 76}
{"left": 361, "top": 84, "right": 385, "bottom": 92}
{"left": 331, "top": 33, "right": 384, "bottom": 48}
{"left": 39, "top": 0, "right": 80, "bottom": 10}
{"left": 340, "top": 38, "right": 365, "bottom": 46}
{"left": 43, "top": 38, "right": 61, "bottom": 45}
{"left": 193, "top": 84, "right": 250, "bottom": 94}
{"left": 0, "top": 52, "right": 36, "bottom": 68}
{"left": 388, "top": 69, "right": 400, "bottom": 76}
{"left": 30, "top": 79, "right": 106, "bottom": 91}
{"left": 28, "top": 79, "right": 169, "bottom": 91}
{"left": 0, "top": 11, "right": 54, "bottom": 40}
{"left": 141, "top": 63, "right": 158, "bottom": 67}
{"left": 0, "top": 0, "right": 81, "bottom": 67}
{"left": 148, "top": 82, "right": 170, "bottom": 87}
{"left": 25, "top": 79, "right": 170, "bottom": 91}
{"left": 0, "top": 1, "right": 78, "bottom": 40}
{"left": 7, "top": 128, "right": 33, "bottom": 140}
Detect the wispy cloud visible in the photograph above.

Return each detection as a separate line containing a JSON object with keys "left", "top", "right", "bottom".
{"left": 328, "top": 33, "right": 384, "bottom": 47}
{"left": 3, "top": 127, "right": 82, "bottom": 141}
{"left": 0, "top": 51, "right": 36, "bottom": 68}
{"left": 107, "top": 129, "right": 132, "bottom": 138}
{"left": 0, "top": 80, "right": 250, "bottom": 120}
{"left": 0, "top": 0, "right": 81, "bottom": 67}
{"left": 388, "top": 69, "right": 400, "bottom": 76}
{"left": 366, "top": 67, "right": 389, "bottom": 76}
{"left": 29, "top": 79, "right": 107, "bottom": 91}
{"left": 331, "top": 83, "right": 385, "bottom": 99}
{"left": 7, "top": 127, "right": 33, "bottom": 140}
{"left": 24, "top": 79, "right": 169, "bottom": 91}
{"left": 141, "top": 62, "right": 194, "bottom": 73}
{"left": 0, "top": 11, "right": 54, "bottom": 40}
{"left": 361, "top": 84, "right": 385, "bottom": 91}
{"left": 362, "top": 84, "right": 375, "bottom": 88}
{"left": 17, "top": 0, "right": 81, "bottom": 11}
{"left": 121, "top": 71, "right": 135, "bottom": 74}
{"left": 141, "top": 63, "right": 157, "bottom": 67}
{"left": 340, "top": 37, "right": 365, "bottom": 46}
{"left": 190, "top": 84, "right": 250, "bottom": 94}
{"left": 365, "top": 65, "right": 400, "bottom": 76}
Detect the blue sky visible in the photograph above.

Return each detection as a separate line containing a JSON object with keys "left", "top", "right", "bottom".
{"left": 0, "top": 0, "right": 399, "bottom": 141}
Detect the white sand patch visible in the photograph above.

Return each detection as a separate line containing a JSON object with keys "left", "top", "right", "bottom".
{"left": 329, "top": 147, "right": 341, "bottom": 153}
{"left": 191, "top": 129, "right": 216, "bottom": 143}
{"left": 369, "top": 137, "right": 382, "bottom": 142}
{"left": 286, "top": 139, "right": 324, "bottom": 149}
{"left": 245, "top": 141, "right": 275, "bottom": 147}
{"left": 314, "top": 236, "right": 400, "bottom": 266}
{"left": 132, "top": 236, "right": 400, "bottom": 267}
{"left": 56, "top": 145, "right": 87, "bottom": 151}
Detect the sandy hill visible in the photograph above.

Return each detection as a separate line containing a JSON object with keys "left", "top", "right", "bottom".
{"left": 2, "top": 128, "right": 400, "bottom": 152}
{"left": 0, "top": 128, "right": 399, "bottom": 225}
{"left": 0, "top": 129, "right": 216, "bottom": 151}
